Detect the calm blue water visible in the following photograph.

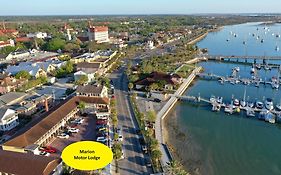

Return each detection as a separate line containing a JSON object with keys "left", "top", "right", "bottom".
{"left": 170, "top": 23, "right": 281, "bottom": 175}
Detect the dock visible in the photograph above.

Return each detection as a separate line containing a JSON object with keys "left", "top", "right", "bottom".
{"left": 207, "top": 55, "right": 281, "bottom": 60}
{"left": 173, "top": 94, "right": 281, "bottom": 123}
{"left": 196, "top": 73, "right": 280, "bottom": 88}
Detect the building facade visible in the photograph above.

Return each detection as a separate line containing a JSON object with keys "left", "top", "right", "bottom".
{"left": 88, "top": 26, "right": 109, "bottom": 43}
{"left": 0, "top": 108, "right": 19, "bottom": 131}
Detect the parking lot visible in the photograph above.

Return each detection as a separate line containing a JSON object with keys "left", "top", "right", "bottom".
{"left": 47, "top": 114, "right": 97, "bottom": 157}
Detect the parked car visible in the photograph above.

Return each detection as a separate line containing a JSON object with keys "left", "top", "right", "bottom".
{"left": 96, "top": 124, "right": 107, "bottom": 130}
{"left": 153, "top": 98, "right": 162, "bottom": 103}
{"left": 41, "top": 146, "right": 57, "bottom": 153}
{"left": 68, "top": 128, "right": 79, "bottom": 133}
{"left": 96, "top": 132, "right": 107, "bottom": 137}
{"left": 98, "top": 127, "right": 108, "bottom": 132}
{"left": 57, "top": 133, "right": 70, "bottom": 139}
{"left": 96, "top": 119, "right": 108, "bottom": 125}
{"left": 39, "top": 151, "right": 50, "bottom": 157}
{"left": 96, "top": 137, "right": 108, "bottom": 142}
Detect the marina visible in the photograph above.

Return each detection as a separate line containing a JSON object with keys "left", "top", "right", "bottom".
{"left": 165, "top": 22, "right": 281, "bottom": 175}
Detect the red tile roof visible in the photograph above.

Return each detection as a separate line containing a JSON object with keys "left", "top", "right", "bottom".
{"left": 15, "top": 37, "right": 32, "bottom": 42}
{"left": 89, "top": 26, "right": 108, "bottom": 33}
{"left": 0, "top": 150, "right": 61, "bottom": 175}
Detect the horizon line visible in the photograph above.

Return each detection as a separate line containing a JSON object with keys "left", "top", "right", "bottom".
{"left": 0, "top": 13, "right": 281, "bottom": 17}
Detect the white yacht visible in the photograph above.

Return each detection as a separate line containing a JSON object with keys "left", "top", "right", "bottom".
{"left": 265, "top": 98, "right": 274, "bottom": 110}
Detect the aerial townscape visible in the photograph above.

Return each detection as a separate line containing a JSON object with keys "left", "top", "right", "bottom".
{"left": 1, "top": 1, "right": 281, "bottom": 175}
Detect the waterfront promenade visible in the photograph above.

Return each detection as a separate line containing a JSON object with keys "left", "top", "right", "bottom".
{"left": 155, "top": 66, "right": 202, "bottom": 167}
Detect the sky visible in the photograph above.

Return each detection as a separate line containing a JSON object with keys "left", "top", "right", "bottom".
{"left": 1, "top": 0, "right": 281, "bottom": 16}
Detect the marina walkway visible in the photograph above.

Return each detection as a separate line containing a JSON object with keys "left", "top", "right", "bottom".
{"left": 208, "top": 55, "right": 281, "bottom": 60}
{"left": 155, "top": 66, "right": 202, "bottom": 167}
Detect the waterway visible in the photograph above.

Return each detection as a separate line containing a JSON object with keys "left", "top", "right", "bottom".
{"left": 165, "top": 22, "right": 281, "bottom": 175}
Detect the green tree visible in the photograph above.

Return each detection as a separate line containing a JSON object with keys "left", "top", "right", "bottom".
{"left": 128, "top": 83, "right": 134, "bottom": 91}
{"left": 0, "top": 46, "right": 16, "bottom": 55}
{"left": 165, "top": 160, "right": 189, "bottom": 175}
{"left": 63, "top": 42, "right": 80, "bottom": 52}
{"left": 75, "top": 75, "right": 88, "bottom": 85}
{"left": 15, "top": 71, "right": 31, "bottom": 80}
{"left": 78, "top": 101, "right": 86, "bottom": 110}
{"left": 147, "top": 110, "right": 156, "bottom": 123}
{"left": 151, "top": 149, "right": 162, "bottom": 164}
{"left": 46, "top": 38, "right": 66, "bottom": 51}
{"left": 112, "top": 143, "right": 123, "bottom": 160}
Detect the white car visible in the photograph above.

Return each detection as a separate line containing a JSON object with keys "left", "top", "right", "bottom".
{"left": 57, "top": 133, "right": 70, "bottom": 139}
{"left": 118, "top": 135, "right": 123, "bottom": 142}
{"left": 96, "top": 137, "right": 108, "bottom": 142}
{"left": 39, "top": 151, "right": 50, "bottom": 157}
{"left": 68, "top": 128, "right": 79, "bottom": 133}
{"left": 71, "top": 118, "right": 84, "bottom": 124}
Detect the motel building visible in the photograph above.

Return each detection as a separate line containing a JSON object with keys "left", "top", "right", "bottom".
{"left": 1, "top": 95, "right": 110, "bottom": 154}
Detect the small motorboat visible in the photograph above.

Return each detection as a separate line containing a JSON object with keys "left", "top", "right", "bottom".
{"left": 256, "top": 64, "right": 261, "bottom": 70}
{"left": 240, "top": 100, "right": 247, "bottom": 107}
{"left": 265, "top": 112, "right": 276, "bottom": 124}
{"left": 265, "top": 98, "right": 274, "bottom": 110}
{"left": 233, "top": 99, "right": 240, "bottom": 106}
{"left": 276, "top": 103, "right": 281, "bottom": 111}
{"left": 247, "top": 102, "right": 255, "bottom": 108}
{"left": 256, "top": 101, "right": 264, "bottom": 109}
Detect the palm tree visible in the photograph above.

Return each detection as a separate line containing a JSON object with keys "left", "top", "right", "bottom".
{"left": 164, "top": 160, "right": 189, "bottom": 175}
{"left": 151, "top": 149, "right": 162, "bottom": 164}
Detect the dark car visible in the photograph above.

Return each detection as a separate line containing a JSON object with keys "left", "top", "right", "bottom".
{"left": 144, "top": 158, "right": 152, "bottom": 167}
{"left": 96, "top": 124, "right": 107, "bottom": 130}
{"left": 139, "top": 137, "right": 145, "bottom": 145}
{"left": 153, "top": 98, "right": 161, "bottom": 103}
{"left": 135, "top": 129, "right": 141, "bottom": 135}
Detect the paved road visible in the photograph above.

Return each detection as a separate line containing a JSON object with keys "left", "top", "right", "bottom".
{"left": 109, "top": 67, "right": 150, "bottom": 175}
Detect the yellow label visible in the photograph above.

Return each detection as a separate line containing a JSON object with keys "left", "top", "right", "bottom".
{"left": 61, "top": 141, "right": 113, "bottom": 171}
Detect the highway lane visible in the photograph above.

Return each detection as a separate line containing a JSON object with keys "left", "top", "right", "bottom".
{"left": 109, "top": 67, "right": 150, "bottom": 175}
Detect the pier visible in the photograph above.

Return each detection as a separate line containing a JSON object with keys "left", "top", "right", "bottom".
{"left": 207, "top": 55, "right": 281, "bottom": 60}
{"left": 173, "top": 94, "right": 281, "bottom": 122}
{"left": 196, "top": 73, "right": 280, "bottom": 88}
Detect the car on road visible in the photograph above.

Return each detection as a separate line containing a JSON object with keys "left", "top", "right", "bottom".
{"left": 144, "top": 157, "right": 152, "bottom": 167}
{"left": 57, "top": 133, "right": 70, "bottom": 139}
{"left": 135, "top": 129, "right": 141, "bottom": 135}
{"left": 139, "top": 137, "right": 145, "bottom": 145}
{"left": 68, "top": 128, "right": 79, "bottom": 133}
{"left": 118, "top": 135, "right": 123, "bottom": 142}
{"left": 141, "top": 145, "right": 148, "bottom": 153}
